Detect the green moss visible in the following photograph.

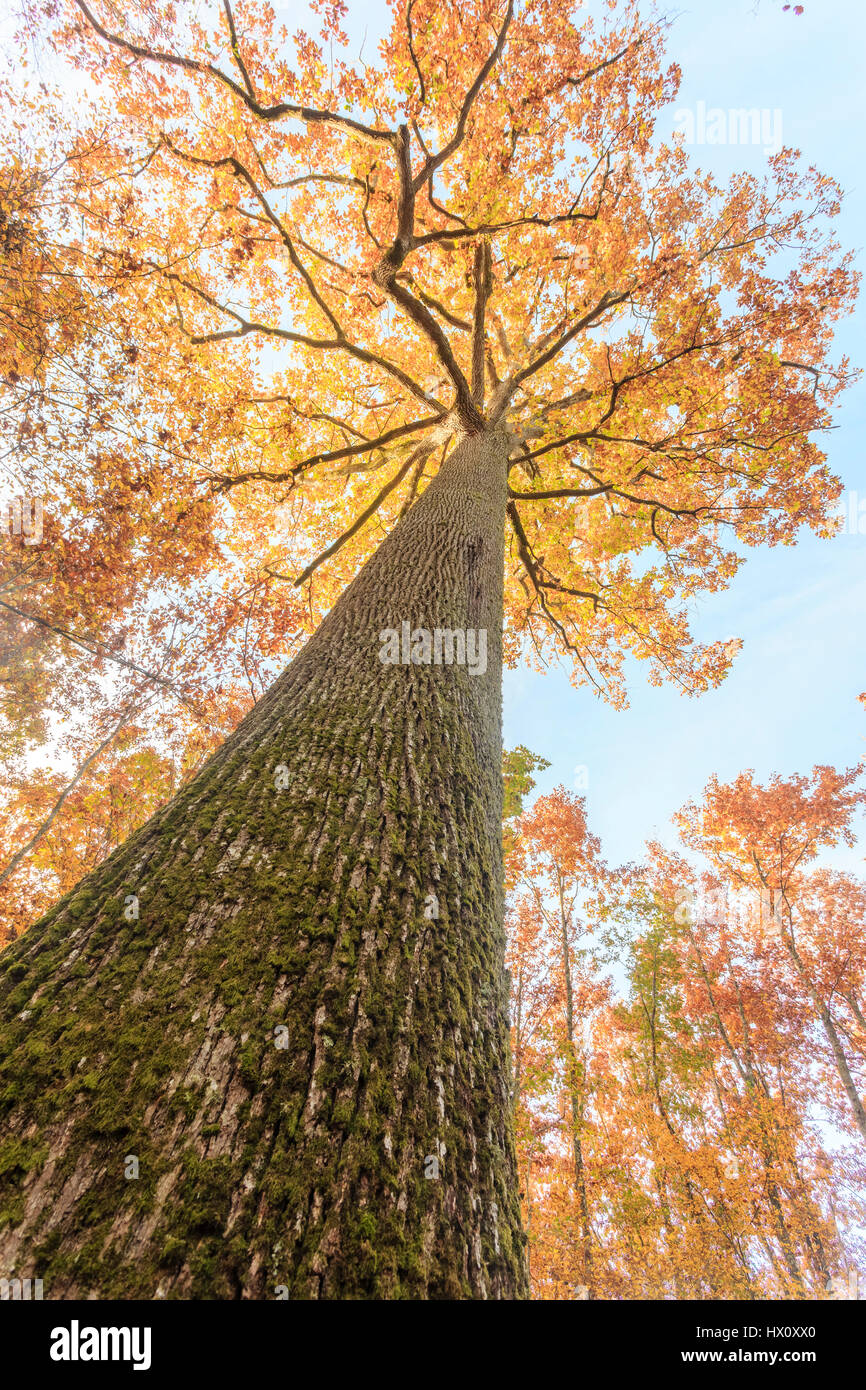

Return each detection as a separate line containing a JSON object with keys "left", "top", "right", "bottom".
{"left": 0, "top": 1135, "right": 46, "bottom": 1179}
{"left": 160, "top": 1235, "right": 186, "bottom": 1266}
{"left": 0, "top": 635, "right": 527, "bottom": 1298}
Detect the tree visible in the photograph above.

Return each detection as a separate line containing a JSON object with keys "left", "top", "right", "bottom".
{"left": 675, "top": 766, "right": 866, "bottom": 1148}
{"left": 507, "top": 788, "right": 612, "bottom": 1294}
{"left": 502, "top": 743, "right": 548, "bottom": 856}
{"left": 0, "top": 0, "right": 856, "bottom": 1298}
{"left": 512, "top": 838, "right": 863, "bottom": 1300}
{"left": 637, "top": 853, "right": 844, "bottom": 1297}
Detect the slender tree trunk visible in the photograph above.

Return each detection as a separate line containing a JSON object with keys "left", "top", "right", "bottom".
{"left": 785, "top": 939, "right": 866, "bottom": 1145}
{"left": 698, "top": 939, "right": 803, "bottom": 1289}
{"left": 0, "top": 426, "right": 528, "bottom": 1299}
{"left": 554, "top": 877, "right": 592, "bottom": 1292}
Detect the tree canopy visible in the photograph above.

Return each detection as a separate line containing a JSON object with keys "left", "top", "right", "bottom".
{"left": 1, "top": 0, "right": 857, "bottom": 930}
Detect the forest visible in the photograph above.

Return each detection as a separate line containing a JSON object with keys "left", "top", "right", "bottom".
{"left": 503, "top": 751, "right": 866, "bottom": 1298}
{"left": 0, "top": 0, "right": 863, "bottom": 1306}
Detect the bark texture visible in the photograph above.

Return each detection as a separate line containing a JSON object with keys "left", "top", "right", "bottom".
{"left": 0, "top": 426, "right": 528, "bottom": 1299}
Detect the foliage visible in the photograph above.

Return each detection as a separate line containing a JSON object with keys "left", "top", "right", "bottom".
{"left": 0, "top": 0, "right": 857, "bottom": 935}
{"left": 507, "top": 771, "right": 866, "bottom": 1299}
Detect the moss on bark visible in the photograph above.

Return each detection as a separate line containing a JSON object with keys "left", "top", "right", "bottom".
{"left": 0, "top": 428, "right": 527, "bottom": 1299}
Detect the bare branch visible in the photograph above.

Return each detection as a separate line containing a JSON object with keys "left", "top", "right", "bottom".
{"left": 294, "top": 443, "right": 434, "bottom": 586}
{"left": 471, "top": 239, "right": 492, "bottom": 408}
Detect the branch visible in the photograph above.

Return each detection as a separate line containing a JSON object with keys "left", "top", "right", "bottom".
{"left": 471, "top": 239, "right": 492, "bottom": 407}
{"left": 162, "top": 267, "right": 442, "bottom": 411}
{"left": 0, "top": 598, "right": 205, "bottom": 720}
{"left": 372, "top": 126, "right": 482, "bottom": 429}
{"left": 73, "top": 0, "right": 395, "bottom": 145}
{"left": 294, "top": 443, "right": 434, "bottom": 585}
{"left": 413, "top": 0, "right": 515, "bottom": 192}
{"left": 413, "top": 167, "right": 613, "bottom": 248}
{"left": 564, "top": 38, "right": 645, "bottom": 92}
{"left": 780, "top": 359, "right": 821, "bottom": 396}
{"left": 276, "top": 172, "right": 367, "bottom": 192}
{"left": 508, "top": 288, "right": 630, "bottom": 395}
{"left": 396, "top": 273, "right": 471, "bottom": 331}
{"left": 506, "top": 501, "right": 601, "bottom": 611}
{"left": 406, "top": 0, "right": 427, "bottom": 106}
{"left": 202, "top": 411, "right": 436, "bottom": 494}
{"left": 159, "top": 135, "right": 343, "bottom": 337}
{"left": 205, "top": 413, "right": 440, "bottom": 492}
{"left": 222, "top": 0, "right": 255, "bottom": 98}
{"left": 508, "top": 484, "right": 611, "bottom": 501}
{"left": 535, "top": 587, "right": 604, "bottom": 694}
{"left": 0, "top": 705, "right": 141, "bottom": 889}
{"left": 397, "top": 445, "right": 433, "bottom": 518}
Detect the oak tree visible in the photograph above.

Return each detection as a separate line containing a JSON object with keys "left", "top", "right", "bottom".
{"left": 0, "top": 0, "right": 856, "bottom": 1297}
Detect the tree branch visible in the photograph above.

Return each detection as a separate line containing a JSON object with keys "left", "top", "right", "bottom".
{"left": 221, "top": 0, "right": 256, "bottom": 99}
{"left": 371, "top": 126, "right": 482, "bottom": 429}
{"left": 412, "top": 0, "right": 515, "bottom": 193}
{"left": 0, "top": 704, "right": 142, "bottom": 889}
{"left": 162, "top": 267, "right": 442, "bottom": 412}
{"left": 294, "top": 442, "right": 434, "bottom": 586}
{"left": 0, "top": 598, "right": 206, "bottom": 720}
{"left": 159, "top": 135, "right": 344, "bottom": 337}
{"left": 406, "top": 0, "right": 427, "bottom": 106}
{"left": 506, "top": 501, "right": 601, "bottom": 611}
{"left": 73, "top": 0, "right": 395, "bottom": 144}
{"left": 471, "top": 239, "right": 492, "bottom": 407}
{"left": 206, "top": 413, "right": 441, "bottom": 492}
{"left": 507, "top": 288, "right": 630, "bottom": 396}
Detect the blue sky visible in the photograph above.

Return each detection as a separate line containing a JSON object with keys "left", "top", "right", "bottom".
{"left": 504, "top": 0, "right": 866, "bottom": 871}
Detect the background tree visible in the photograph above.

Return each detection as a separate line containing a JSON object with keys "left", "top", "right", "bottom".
{"left": 508, "top": 792, "right": 865, "bottom": 1299}
{"left": 507, "top": 788, "right": 612, "bottom": 1294}
{"left": 676, "top": 767, "right": 866, "bottom": 1146}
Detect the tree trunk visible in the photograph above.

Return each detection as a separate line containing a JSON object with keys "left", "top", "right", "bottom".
{"left": 785, "top": 938, "right": 866, "bottom": 1146}
{"left": 0, "top": 425, "right": 528, "bottom": 1300}
{"left": 555, "top": 876, "right": 592, "bottom": 1292}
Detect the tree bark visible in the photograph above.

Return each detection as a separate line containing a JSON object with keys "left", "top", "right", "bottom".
{"left": 0, "top": 425, "right": 528, "bottom": 1299}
